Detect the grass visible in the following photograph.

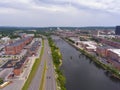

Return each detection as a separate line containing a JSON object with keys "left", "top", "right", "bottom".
{"left": 48, "top": 37, "right": 66, "bottom": 90}
{"left": 39, "top": 60, "right": 47, "bottom": 90}
{"left": 22, "top": 39, "right": 44, "bottom": 90}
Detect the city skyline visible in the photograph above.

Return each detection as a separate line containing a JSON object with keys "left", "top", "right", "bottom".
{"left": 0, "top": 0, "right": 120, "bottom": 27}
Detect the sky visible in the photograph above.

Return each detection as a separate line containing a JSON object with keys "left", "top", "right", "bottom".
{"left": 0, "top": 0, "right": 120, "bottom": 27}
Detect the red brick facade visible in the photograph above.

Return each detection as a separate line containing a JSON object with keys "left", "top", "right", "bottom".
{"left": 13, "top": 58, "right": 29, "bottom": 76}
{"left": 5, "top": 37, "right": 33, "bottom": 55}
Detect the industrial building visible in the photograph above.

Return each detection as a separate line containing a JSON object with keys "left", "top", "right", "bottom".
{"left": 5, "top": 36, "right": 33, "bottom": 55}
{"left": 96, "top": 46, "right": 120, "bottom": 70}
{"left": 13, "top": 55, "right": 29, "bottom": 76}
{"left": 97, "top": 37, "right": 120, "bottom": 48}
{"left": 77, "top": 41, "right": 97, "bottom": 52}
{"left": 28, "top": 41, "right": 41, "bottom": 56}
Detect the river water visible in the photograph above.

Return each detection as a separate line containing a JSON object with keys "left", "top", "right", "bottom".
{"left": 52, "top": 36, "right": 120, "bottom": 90}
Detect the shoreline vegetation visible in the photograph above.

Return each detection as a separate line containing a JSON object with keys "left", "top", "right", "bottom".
{"left": 64, "top": 37, "right": 120, "bottom": 80}
{"left": 48, "top": 36, "right": 66, "bottom": 90}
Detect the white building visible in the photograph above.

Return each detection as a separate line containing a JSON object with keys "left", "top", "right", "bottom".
{"left": 1, "top": 37, "right": 10, "bottom": 43}
{"left": 77, "top": 41, "right": 97, "bottom": 52}
{"left": 107, "top": 49, "right": 120, "bottom": 62}
{"left": 26, "top": 34, "right": 34, "bottom": 37}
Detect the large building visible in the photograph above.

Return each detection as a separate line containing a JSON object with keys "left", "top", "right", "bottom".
{"left": 107, "top": 49, "right": 120, "bottom": 62}
{"left": 96, "top": 46, "right": 120, "bottom": 70}
{"left": 77, "top": 41, "right": 97, "bottom": 52}
{"left": 28, "top": 41, "right": 41, "bottom": 56}
{"left": 96, "top": 46, "right": 109, "bottom": 57}
{"left": 5, "top": 36, "right": 33, "bottom": 55}
{"left": 115, "top": 26, "right": 120, "bottom": 35}
{"left": 96, "top": 37, "right": 120, "bottom": 48}
{"left": 13, "top": 56, "right": 29, "bottom": 76}
{"left": 1, "top": 36, "right": 10, "bottom": 43}
{"left": 107, "top": 49, "right": 120, "bottom": 70}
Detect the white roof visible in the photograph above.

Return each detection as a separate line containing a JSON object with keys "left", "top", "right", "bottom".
{"left": 108, "top": 49, "right": 120, "bottom": 56}
{"left": 1, "top": 37, "right": 10, "bottom": 40}
{"left": 86, "top": 46, "right": 96, "bottom": 49}
{"left": 79, "top": 41, "right": 97, "bottom": 49}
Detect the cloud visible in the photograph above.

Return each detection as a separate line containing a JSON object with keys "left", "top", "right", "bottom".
{"left": 0, "top": 0, "right": 120, "bottom": 13}
{"left": 33, "top": 0, "right": 120, "bottom": 14}
{"left": 0, "top": 0, "right": 120, "bottom": 27}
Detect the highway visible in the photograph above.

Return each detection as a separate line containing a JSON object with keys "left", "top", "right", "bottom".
{"left": 45, "top": 39, "right": 57, "bottom": 90}
{"left": 28, "top": 38, "right": 56, "bottom": 90}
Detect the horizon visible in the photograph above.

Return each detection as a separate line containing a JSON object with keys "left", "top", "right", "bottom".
{"left": 0, "top": 25, "right": 117, "bottom": 28}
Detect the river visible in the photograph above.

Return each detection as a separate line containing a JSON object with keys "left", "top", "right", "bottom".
{"left": 52, "top": 36, "right": 120, "bottom": 90}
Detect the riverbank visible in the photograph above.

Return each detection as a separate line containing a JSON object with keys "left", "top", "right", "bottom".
{"left": 48, "top": 36, "right": 66, "bottom": 90}
{"left": 64, "top": 37, "right": 120, "bottom": 80}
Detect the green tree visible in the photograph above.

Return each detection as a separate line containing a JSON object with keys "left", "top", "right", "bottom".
{"left": 0, "top": 78, "right": 3, "bottom": 85}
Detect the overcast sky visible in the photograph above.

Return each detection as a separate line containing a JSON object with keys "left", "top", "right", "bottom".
{"left": 0, "top": 0, "right": 120, "bottom": 27}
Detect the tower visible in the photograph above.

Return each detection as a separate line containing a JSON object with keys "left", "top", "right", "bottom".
{"left": 115, "top": 26, "right": 120, "bottom": 35}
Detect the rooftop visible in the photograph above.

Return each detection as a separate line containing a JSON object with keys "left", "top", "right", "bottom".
{"left": 1, "top": 60, "right": 16, "bottom": 68}
{"left": 108, "top": 49, "right": 120, "bottom": 56}
{"left": 29, "top": 41, "right": 40, "bottom": 52}
{"left": 14, "top": 55, "right": 28, "bottom": 69}
{"left": 7, "top": 36, "right": 32, "bottom": 47}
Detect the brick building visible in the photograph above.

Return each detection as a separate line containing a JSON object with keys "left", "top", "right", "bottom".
{"left": 96, "top": 47, "right": 120, "bottom": 70}
{"left": 107, "top": 49, "right": 120, "bottom": 62}
{"left": 96, "top": 46, "right": 110, "bottom": 57}
{"left": 13, "top": 56, "right": 29, "bottom": 76}
{"left": 97, "top": 37, "right": 120, "bottom": 48}
{"left": 5, "top": 36, "right": 33, "bottom": 55}
{"left": 107, "top": 49, "right": 120, "bottom": 70}
{"left": 28, "top": 41, "right": 40, "bottom": 56}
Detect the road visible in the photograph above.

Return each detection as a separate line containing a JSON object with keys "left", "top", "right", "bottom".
{"left": 45, "top": 39, "right": 57, "bottom": 90}
{"left": 28, "top": 38, "right": 56, "bottom": 90}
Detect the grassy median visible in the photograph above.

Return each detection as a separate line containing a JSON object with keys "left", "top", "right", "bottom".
{"left": 48, "top": 37, "right": 66, "bottom": 90}
{"left": 22, "top": 39, "right": 44, "bottom": 90}
{"left": 39, "top": 60, "right": 47, "bottom": 90}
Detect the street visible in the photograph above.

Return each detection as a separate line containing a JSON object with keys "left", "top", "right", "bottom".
{"left": 28, "top": 38, "right": 56, "bottom": 90}
{"left": 45, "top": 39, "right": 57, "bottom": 90}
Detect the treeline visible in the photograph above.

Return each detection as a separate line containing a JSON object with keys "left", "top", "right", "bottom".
{"left": 0, "top": 78, "right": 3, "bottom": 85}
{"left": 48, "top": 37, "right": 66, "bottom": 90}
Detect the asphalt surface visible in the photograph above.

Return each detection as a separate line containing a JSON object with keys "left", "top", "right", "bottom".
{"left": 45, "top": 39, "right": 57, "bottom": 90}
{"left": 28, "top": 38, "right": 56, "bottom": 90}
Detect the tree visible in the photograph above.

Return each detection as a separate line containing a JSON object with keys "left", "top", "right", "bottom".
{"left": 0, "top": 78, "right": 3, "bottom": 85}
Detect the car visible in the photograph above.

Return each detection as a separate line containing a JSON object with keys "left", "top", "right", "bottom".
{"left": 48, "top": 76, "right": 51, "bottom": 79}
{"left": 48, "top": 51, "right": 50, "bottom": 54}
{"left": 47, "top": 76, "right": 51, "bottom": 79}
